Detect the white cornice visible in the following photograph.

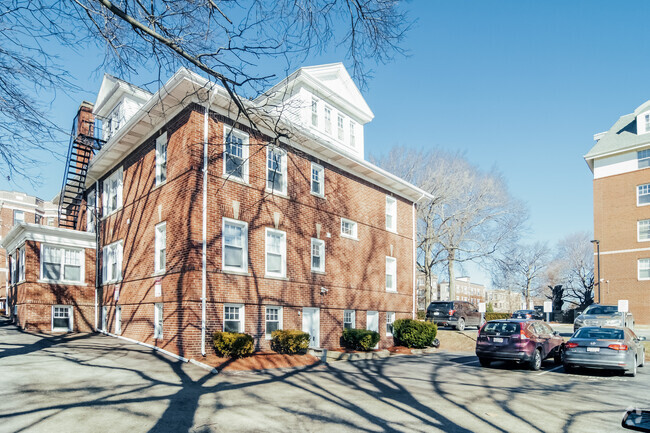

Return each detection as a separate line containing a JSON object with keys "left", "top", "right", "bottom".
{"left": 1, "top": 223, "right": 96, "bottom": 252}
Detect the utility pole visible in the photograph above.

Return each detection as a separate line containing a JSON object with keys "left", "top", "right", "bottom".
{"left": 591, "top": 240, "right": 601, "bottom": 304}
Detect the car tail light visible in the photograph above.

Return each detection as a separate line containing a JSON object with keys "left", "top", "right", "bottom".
{"left": 608, "top": 344, "right": 628, "bottom": 351}
{"left": 448, "top": 309, "right": 456, "bottom": 316}
{"left": 566, "top": 342, "right": 578, "bottom": 349}
{"left": 519, "top": 326, "right": 531, "bottom": 340}
{"left": 478, "top": 322, "right": 487, "bottom": 334}
{"left": 525, "top": 314, "right": 531, "bottom": 319}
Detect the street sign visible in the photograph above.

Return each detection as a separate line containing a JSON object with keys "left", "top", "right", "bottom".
{"left": 478, "top": 302, "right": 486, "bottom": 313}
{"left": 618, "top": 299, "right": 629, "bottom": 313}
{"left": 543, "top": 301, "right": 552, "bottom": 313}
{"left": 529, "top": 301, "right": 534, "bottom": 310}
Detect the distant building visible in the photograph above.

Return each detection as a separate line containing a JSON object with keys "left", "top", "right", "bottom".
{"left": 438, "top": 276, "right": 485, "bottom": 306}
{"left": 585, "top": 100, "right": 650, "bottom": 324}
{"left": 416, "top": 271, "right": 438, "bottom": 310}
{"left": 1, "top": 191, "right": 57, "bottom": 314}
{"left": 486, "top": 289, "right": 523, "bottom": 313}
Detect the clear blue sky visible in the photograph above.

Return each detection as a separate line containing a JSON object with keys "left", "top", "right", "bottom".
{"left": 4, "top": 0, "right": 650, "bottom": 284}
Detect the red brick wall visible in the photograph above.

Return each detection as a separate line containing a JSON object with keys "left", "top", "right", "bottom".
{"left": 96, "top": 104, "right": 415, "bottom": 357}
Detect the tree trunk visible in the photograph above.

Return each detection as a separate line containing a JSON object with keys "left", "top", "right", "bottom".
{"left": 448, "top": 253, "right": 456, "bottom": 301}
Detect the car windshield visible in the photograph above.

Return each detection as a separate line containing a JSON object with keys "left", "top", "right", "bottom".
{"left": 584, "top": 305, "right": 619, "bottom": 315}
{"left": 429, "top": 302, "right": 452, "bottom": 310}
{"left": 574, "top": 328, "right": 624, "bottom": 340}
{"left": 482, "top": 322, "right": 520, "bottom": 336}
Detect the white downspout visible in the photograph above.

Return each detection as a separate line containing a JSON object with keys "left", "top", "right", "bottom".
{"left": 94, "top": 180, "right": 99, "bottom": 331}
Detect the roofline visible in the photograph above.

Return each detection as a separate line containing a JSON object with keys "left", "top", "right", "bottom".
{"left": 1, "top": 223, "right": 96, "bottom": 252}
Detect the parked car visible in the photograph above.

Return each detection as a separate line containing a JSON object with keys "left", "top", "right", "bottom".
{"left": 425, "top": 301, "right": 482, "bottom": 331}
{"left": 475, "top": 319, "right": 565, "bottom": 370}
{"left": 512, "top": 309, "right": 544, "bottom": 320}
{"left": 563, "top": 326, "right": 646, "bottom": 377}
{"left": 573, "top": 304, "right": 635, "bottom": 332}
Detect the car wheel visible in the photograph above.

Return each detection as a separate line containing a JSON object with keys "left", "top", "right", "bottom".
{"left": 626, "top": 357, "right": 637, "bottom": 377}
{"left": 529, "top": 348, "right": 542, "bottom": 371}
{"left": 478, "top": 357, "right": 491, "bottom": 367}
{"left": 456, "top": 318, "right": 465, "bottom": 331}
{"left": 640, "top": 350, "right": 645, "bottom": 368}
{"left": 554, "top": 345, "right": 565, "bottom": 365}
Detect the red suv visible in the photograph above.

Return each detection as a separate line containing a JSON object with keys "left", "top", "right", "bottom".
{"left": 475, "top": 319, "right": 565, "bottom": 370}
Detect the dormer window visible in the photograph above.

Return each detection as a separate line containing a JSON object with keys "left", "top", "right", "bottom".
{"left": 104, "top": 102, "right": 125, "bottom": 141}
{"left": 337, "top": 115, "right": 344, "bottom": 141}
{"left": 324, "top": 107, "right": 332, "bottom": 135}
{"left": 311, "top": 98, "right": 318, "bottom": 127}
{"left": 349, "top": 120, "right": 356, "bottom": 148}
{"left": 645, "top": 114, "right": 650, "bottom": 133}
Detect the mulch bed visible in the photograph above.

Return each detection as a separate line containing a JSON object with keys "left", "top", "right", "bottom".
{"left": 386, "top": 346, "right": 413, "bottom": 355}
{"left": 199, "top": 351, "right": 320, "bottom": 372}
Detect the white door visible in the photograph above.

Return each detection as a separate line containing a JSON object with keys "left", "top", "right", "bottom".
{"left": 302, "top": 307, "right": 320, "bottom": 348}
{"left": 366, "top": 311, "right": 379, "bottom": 332}
{"left": 101, "top": 306, "right": 108, "bottom": 331}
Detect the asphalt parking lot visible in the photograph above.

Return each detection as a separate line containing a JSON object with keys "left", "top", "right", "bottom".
{"left": 1, "top": 318, "right": 649, "bottom": 433}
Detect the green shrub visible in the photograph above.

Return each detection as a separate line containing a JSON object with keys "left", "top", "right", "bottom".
{"left": 212, "top": 331, "right": 254, "bottom": 358}
{"left": 271, "top": 329, "right": 310, "bottom": 354}
{"left": 416, "top": 310, "right": 426, "bottom": 320}
{"left": 341, "top": 328, "right": 380, "bottom": 351}
{"left": 393, "top": 319, "right": 437, "bottom": 348}
{"left": 485, "top": 312, "right": 511, "bottom": 321}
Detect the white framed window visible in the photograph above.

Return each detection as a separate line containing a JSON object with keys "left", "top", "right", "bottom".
{"left": 222, "top": 218, "right": 248, "bottom": 273}
{"left": 324, "top": 107, "right": 332, "bottom": 134}
{"left": 639, "top": 259, "right": 650, "bottom": 280}
{"left": 102, "top": 167, "right": 123, "bottom": 216}
{"left": 267, "top": 147, "right": 287, "bottom": 195}
{"left": 156, "top": 132, "right": 168, "bottom": 185}
{"left": 311, "top": 97, "right": 319, "bottom": 127}
{"left": 155, "top": 222, "right": 166, "bottom": 273}
{"left": 115, "top": 306, "right": 122, "bottom": 335}
{"left": 386, "top": 196, "right": 397, "bottom": 232}
{"left": 340, "top": 218, "right": 358, "bottom": 240}
{"left": 154, "top": 303, "right": 163, "bottom": 339}
{"left": 87, "top": 191, "right": 96, "bottom": 233}
{"left": 47, "top": 217, "right": 55, "bottom": 226}
{"left": 41, "top": 245, "right": 83, "bottom": 283}
{"left": 101, "top": 306, "right": 108, "bottom": 331}
{"left": 310, "top": 163, "right": 324, "bottom": 197}
{"left": 265, "top": 306, "right": 282, "bottom": 339}
{"left": 224, "top": 304, "right": 244, "bottom": 333}
{"left": 311, "top": 238, "right": 325, "bottom": 273}
{"left": 638, "top": 184, "right": 650, "bottom": 206}
{"left": 105, "top": 102, "right": 125, "bottom": 141}
{"left": 224, "top": 126, "right": 249, "bottom": 182}
{"left": 349, "top": 120, "right": 356, "bottom": 148}
{"left": 638, "top": 149, "right": 650, "bottom": 169}
{"left": 13, "top": 210, "right": 24, "bottom": 226}
{"left": 265, "top": 228, "right": 286, "bottom": 278}
{"left": 52, "top": 305, "right": 73, "bottom": 332}
{"left": 386, "top": 312, "right": 395, "bottom": 336}
{"left": 10, "top": 254, "right": 16, "bottom": 284}
{"left": 35, "top": 215, "right": 42, "bottom": 225}
{"left": 344, "top": 310, "right": 355, "bottom": 330}
{"left": 386, "top": 256, "right": 397, "bottom": 292}
{"left": 639, "top": 219, "right": 650, "bottom": 242}
{"left": 337, "top": 115, "right": 344, "bottom": 140}
{"left": 102, "top": 241, "right": 123, "bottom": 284}
{"left": 18, "top": 246, "right": 25, "bottom": 282}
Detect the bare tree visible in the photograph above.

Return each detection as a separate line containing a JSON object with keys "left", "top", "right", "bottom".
{"left": 492, "top": 242, "right": 550, "bottom": 307}
{"left": 373, "top": 146, "right": 527, "bottom": 303}
{"left": 555, "top": 231, "right": 594, "bottom": 308}
{"left": 1, "top": 0, "right": 411, "bottom": 181}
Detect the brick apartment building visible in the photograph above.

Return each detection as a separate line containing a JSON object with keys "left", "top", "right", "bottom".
{"left": 0, "top": 191, "right": 57, "bottom": 313}
{"left": 438, "top": 277, "right": 486, "bottom": 306}
{"left": 585, "top": 100, "right": 650, "bottom": 324}
{"left": 3, "top": 63, "right": 430, "bottom": 357}
{"left": 485, "top": 289, "right": 523, "bottom": 313}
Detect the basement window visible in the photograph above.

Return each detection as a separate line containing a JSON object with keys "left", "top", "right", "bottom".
{"left": 52, "top": 305, "right": 73, "bottom": 332}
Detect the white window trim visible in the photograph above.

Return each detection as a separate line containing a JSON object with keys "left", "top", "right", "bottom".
{"left": 115, "top": 306, "right": 122, "bottom": 335}
{"left": 266, "top": 146, "right": 288, "bottom": 196}
{"left": 639, "top": 220, "right": 650, "bottom": 242}
{"left": 324, "top": 106, "right": 332, "bottom": 134}
{"left": 155, "top": 131, "right": 168, "bottom": 186}
{"left": 13, "top": 210, "right": 24, "bottom": 226}
{"left": 154, "top": 222, "right": 167, "bottom": 274}
{"left": 102, "top": 167, "right": 124, "bottom": 217}
{"left": 222, "top": 217, "right": 248, "bottom": 273}
{"left": 343, "top": 309, "right": 356, "bottom": 330}
{"left": 18, "top": 246, "right": 25, "bottom": 283}
{"left": 265, "top": 228, "right": 287, "bottom": 278}
{"left": 154, "top": 303, "right": 163, "bottom": 339}
{"left": 639, "top": 259, "right": 650, "bottom": 281}
{"left": 386, "top": 312, "right": 395, "bottom": 337}
{"left": 340, "top": 218, "right": 358, "bottom": 240}
{"left": 310, "top": 162, "right": 325, "bottom": 198}
{"left": 386, "top": 256, "right": 397, "bottom": 292}
{"left": 51, "top": 305, "right": 73, "bottom": 332}
{"left": 311, "top": 97, "right": 319, "bottom": 128}
{"left": 386, "top": 196, "right": 397, "bottom": 232}
{"left": 637, "top": 183, "right": 650, "bottom": 207}
{"left": 265, "top": 305, "right": 283, "bottom": 339}
{"left": 311, "top": 238, "right": 325, "bottom": 273}
{"left": 102, "top": 240, "right": 123, "bottom": 284}
{"left": 40, "top": 244, "right": 85, "bottom": 284}
{"left": 223, "top": 125, "right": 250, "bottom": 183}
{"left": 224, "top": 303, "right": 244, "bottom": 333}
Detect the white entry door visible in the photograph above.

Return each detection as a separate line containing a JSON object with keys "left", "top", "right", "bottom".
{"left": 302, "top": 307, "right": 320, "bottom": 348}
{"left": 367, "top": 311, "right": 379, "bottom": 348}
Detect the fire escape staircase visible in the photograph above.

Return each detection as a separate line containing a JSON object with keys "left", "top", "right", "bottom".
{"left": 58, "top": 115, "right": 105, "bottom": 229}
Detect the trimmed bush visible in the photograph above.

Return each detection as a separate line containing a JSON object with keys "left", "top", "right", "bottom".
{"left": 271, "top": 329, "right": 310, "bottom": 354}
{"left": 485, "top": 312, "right": 511, "bottom": 321}
{"left": 341, "top": 328, "right": 380, "bottom": 351}
{"left": 416, "top": 310, "right": 426, "bottom": 320}
{"left": 393, "top": 319, "right": 437, "bottom": 348}
{"left": 212, "top": 331, "right": 254, "bottom": 358}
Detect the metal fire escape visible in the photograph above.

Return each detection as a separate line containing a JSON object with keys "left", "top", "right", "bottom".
{"left": 58, "top": 113, "right": 105, "bottom": 229}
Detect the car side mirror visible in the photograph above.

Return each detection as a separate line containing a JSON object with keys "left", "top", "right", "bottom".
{"left": 622, "top": 409, "right": 650, "bottom": 432}
{"left": 639, "top": 336, "right": 647, "bottom": 341}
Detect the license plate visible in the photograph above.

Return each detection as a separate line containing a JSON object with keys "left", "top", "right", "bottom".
{"left": 586, "top": 347, "right": 600, "bottom": 352}
{"left": 493, "top": 337, "right": 503, "bottom": 343}
{"left": 433, "top": 312, "right": 440, "bottom": 316}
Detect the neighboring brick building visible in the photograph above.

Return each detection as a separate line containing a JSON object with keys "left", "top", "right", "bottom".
{"left": 585, "top": 100, "right": 650, "bottom": 324}
{"left": 438, "top": 277, "right": 486, "bottom": 306}
{"left": 0, "top": 191, "right": 57, "bottom": 314}
{"left": 485, "top": 289, "right": 522, "bottom": 313}
{"left": 9, "top": 64, "right": 430, "bottom": 358}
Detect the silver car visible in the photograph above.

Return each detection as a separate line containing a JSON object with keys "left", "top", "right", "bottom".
{"left": 563, "top": 326, "right": 646, "bottom": 377}
{"left": 573, "top": 304, "right": 635, "bottom": 332}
